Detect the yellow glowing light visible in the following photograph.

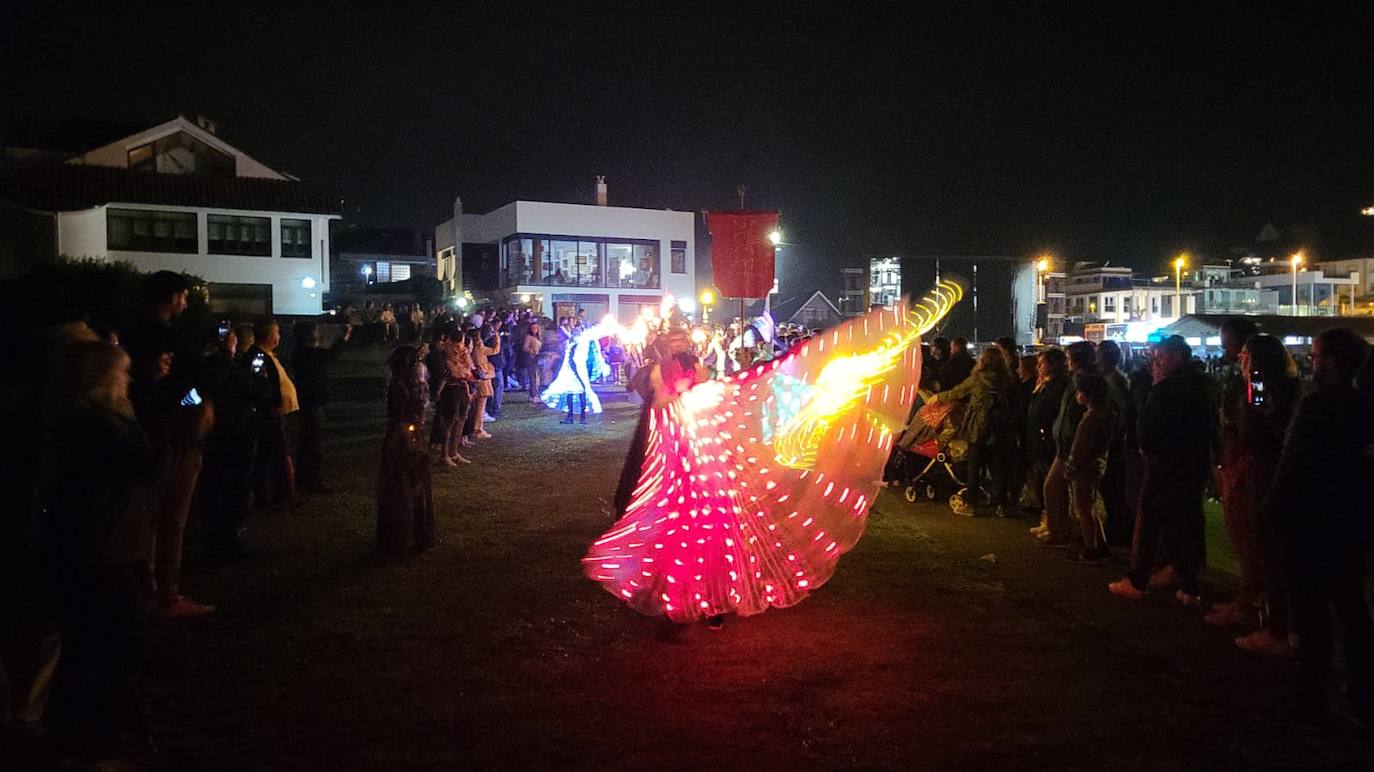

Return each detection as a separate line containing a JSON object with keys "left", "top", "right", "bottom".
{"left": 769, "top": 230, "right": 782, "bottom": 247}
{"left": 700, "top": 289, "right": 715, "bottom": 305}
{"left": 1291, "top": 252, "right": 1304, "bottom": 268}
{"left": 691, "top": 328, "right": 708, "bottom": 345}
{"left": 1362, "top": 206, "right": 1374, "bottom": 217}
{"left": 1036, "top": 258, "right": 1050, "bottom": 272}
{"left": 519, "top": 293, "right": 531, "bottom": 303}
{"left": 772, "top": 279, "right": 964, "bottom": 470}
{"left": 1173, "top": 255, "right": 1187, "bottom": 271}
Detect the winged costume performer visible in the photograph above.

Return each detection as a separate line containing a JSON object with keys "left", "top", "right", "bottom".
{"left": 584, "top": 280, "right": 964, "bottom": 621}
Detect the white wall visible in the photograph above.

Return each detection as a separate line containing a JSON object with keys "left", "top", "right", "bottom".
{"left": 56, "top": 204, "right": 336, "bottom": 315}
{"left": 512, "top": 201, "right": 696, "bottom": 311}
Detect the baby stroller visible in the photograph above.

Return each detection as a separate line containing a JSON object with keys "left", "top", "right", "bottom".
{"left": 886, "top": 398, "right": 986, "bottom": 511}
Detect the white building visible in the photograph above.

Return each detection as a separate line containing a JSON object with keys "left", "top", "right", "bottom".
{"left": 434, "top": 182, "right": 695, "bottom": 322}
{"left": 2, "top": 116, "right": 339, "bottom": 315}
{"left": 1315, "top": 257, "right": 1372, "bottom": 313}
{"left": 868, "top": 256, "right": 901, "bottom": 310}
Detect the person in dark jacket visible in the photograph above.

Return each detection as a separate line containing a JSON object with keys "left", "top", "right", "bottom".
{"left": 933, "top": 347, "right": 1016, "bottom": 516}
{"left": 1096, "top": 341, "right": 1134, "bottom": 546}
{"left": 200, "top": 325, "right": 269, "bottom": 558}
{"left": 1262, "top": 328, "right": 1374, "bottom": 723}
{"left": 940, "top": 337, "right": 975, "bottom": 393}
{"left": 1040, "top": 341, "right": 1097, "bottom": 546}
{"left": 1027, "top": 349, "right": 1070, "bottom": 535}
{"left": 1110, "top": 335, "right": 1215, "bottom": 602}
{"left": 121, "top": 271, "right": 214, "bottom": 619}
{"left": 290, "top": 320, "right": 352, "bottom": 494}
{"left": 1064, "top": 375, "right": 1114, "bottom": 563}
{"left": 484, "top": 318, "right": 507, "bottom": 419}
{"left": 1211, "top": 334, "right": 1299, "bottom": 655}
{"left": 246, "top": 318, "right": 297, "bottom": 511}
{"left": 33, "top": 341, "right": 156, "bottom": 754}
{"left": 376, "top": 346, "right": 435, "bottom": 555}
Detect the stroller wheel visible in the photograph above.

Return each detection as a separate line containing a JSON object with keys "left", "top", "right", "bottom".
{"left": 903, "top": 485, "right": 917, "bottom": 503}
{"left": 924, "top": 483, "right": 938, "bottom": 501}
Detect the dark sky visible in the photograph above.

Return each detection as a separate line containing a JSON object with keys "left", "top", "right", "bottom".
{"left": 7, "top": 0, "right": 1374, "bottom": 278}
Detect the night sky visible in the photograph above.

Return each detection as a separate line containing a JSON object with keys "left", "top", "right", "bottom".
{"left": 7, "top": 1, "right": 1374, "bottom": 285}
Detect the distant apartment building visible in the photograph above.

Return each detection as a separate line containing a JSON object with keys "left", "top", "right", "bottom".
{"left": 1313, "top": 256, "right": 1371, "bottom": 314}
{"left": 1, "top": 115, "right": 340, "bottom": 315}
{"left": 839, "top": 267, "right": 866, "bottom": 316}
{"left": 869, "top": 256, "right": 901, "bottom": 310}
{"left": 434, "top": 179, "right": 694, "bottom": 322}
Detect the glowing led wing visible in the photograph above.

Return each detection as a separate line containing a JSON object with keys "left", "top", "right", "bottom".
{"left": 584, "top": 282, "right": 963, "bottom": 621}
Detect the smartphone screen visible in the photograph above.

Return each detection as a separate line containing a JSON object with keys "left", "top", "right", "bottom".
{"left": 252, "top": 353, "right": 266, "bottom": 374}
{"left": 181, "top": 387, "right": 203, "bottom": 407}
{"left": 218, "top": 322, "right": 230, "bottom": 340}
{"left": 1248, "top": 371, "right": 1266, "bottom": 407}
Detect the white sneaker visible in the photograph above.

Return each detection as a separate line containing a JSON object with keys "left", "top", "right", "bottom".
{"left": 483, "top": 413, "right": 495, "bottom": 422}
{"left": 1235, "top": 628, "right": 1292, "bottom": 656}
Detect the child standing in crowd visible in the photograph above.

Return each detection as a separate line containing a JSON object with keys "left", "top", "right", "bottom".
{"left": 1063, "top": 375, "right": 1114, "bottom": 564}
{"left": 375, "top": 346, "right": 435, "bottom": 554}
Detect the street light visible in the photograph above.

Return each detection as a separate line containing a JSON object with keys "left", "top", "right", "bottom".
{"left": 768, "top": 229, "right": 782, "bottom": 247}
{"left": 699, "top": 289, "right": 715, "bottom": 323}
{"left": 1290, "top": 252, "right": 1304, "bottom": 316}
{"left": 1173, "top": 254, "right": 1187, "bottom": 319}
{"left": 1034, "top": 256, "right": 1051, "bottom": 345}
{"left": 1362, "top": 206, "right": 1374, "bottom": 217}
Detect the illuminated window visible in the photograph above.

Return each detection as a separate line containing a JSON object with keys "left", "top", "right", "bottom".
{"left": 391, "top": 263, "right": 411, "bottom": 282}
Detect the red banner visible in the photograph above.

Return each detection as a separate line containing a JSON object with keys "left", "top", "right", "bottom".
{"left": 706, "top": 210, "right": 779, "bottom": 299}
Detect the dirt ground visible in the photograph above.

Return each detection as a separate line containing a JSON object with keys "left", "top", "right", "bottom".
{"left": 138, "top": 389, "right": 1372, "bottom": 769}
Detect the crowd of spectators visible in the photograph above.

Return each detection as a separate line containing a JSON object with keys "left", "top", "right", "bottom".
{"left": 5, "top": 271, "right": 1372, "bottom": 762}
{"left": 918, "top": 320, "right": 1374, "bottom": 725}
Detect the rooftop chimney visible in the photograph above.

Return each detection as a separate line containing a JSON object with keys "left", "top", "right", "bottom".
{"left": 195, "top": 114, "right": 218, "bottom": 135}
{"left": 595, "top": 176, "right": 607, "bottom": 206}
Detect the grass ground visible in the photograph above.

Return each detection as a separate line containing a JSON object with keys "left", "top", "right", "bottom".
{"left": 138, "top": 383, "right": 1370, "bottom": 769}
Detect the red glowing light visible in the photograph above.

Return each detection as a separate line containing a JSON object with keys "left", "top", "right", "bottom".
{"left": 583, "top": 286, "right": 961, "bottom": 621}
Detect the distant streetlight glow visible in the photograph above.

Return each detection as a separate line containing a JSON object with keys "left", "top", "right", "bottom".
{"left": 699, "top": 289, "right": 714, "bottom": 306}
{"left": 769, "top": 229, "right": 782, "bottom": 247}
{"left": 1173, "top": 254, "right": 1187, "bottom": 319}
{"left": 1291, "top": 252, "right": 1304, "bottom": 316}
{"left": 1362, "top": 206, "right": 1374, "bottom": 216}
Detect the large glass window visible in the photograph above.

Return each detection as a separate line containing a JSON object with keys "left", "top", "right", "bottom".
{"left": 670, "top": 240, "right": 687, "bottom": 274}
{"left": 281, "top": 218, "right": 311, "bottom": 258}
{"left": 501, "top": 234, "right": 660, "bottom": 289}
{"left": 207, "top": 214, "right": 271, "bottom": 256}
{"left": 107, "top": 208, "right": 198, "bottom": 253}
{"left": 127, "top": 131, "right": 235, "bottom": 177}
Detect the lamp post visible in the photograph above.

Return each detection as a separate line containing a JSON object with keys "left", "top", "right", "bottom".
{"left": 700, "top": 289, "right": 715, "bottom": 324}
{"left": 1290, "top": 252, "right": 1304, "bottom": 316}
{"left": 1035, "top": 256, "right": 1050, "bottom": 345}
{"left": 1173, "top": 255, "right": 1187, "bottom": 319}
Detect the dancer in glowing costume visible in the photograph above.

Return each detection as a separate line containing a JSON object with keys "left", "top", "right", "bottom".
{"left": 541, "top": 319, "right": 610, "bottom": 422}
{"left": 584, "top": 280, "right": 964, "bottom": 621}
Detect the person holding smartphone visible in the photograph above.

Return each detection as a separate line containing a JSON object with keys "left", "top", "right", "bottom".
{"left": 1212, "top": 334, "right": 1300, "bottom": 654}
{"left": 245, "top": 318, "right": 298, "bottom": 511}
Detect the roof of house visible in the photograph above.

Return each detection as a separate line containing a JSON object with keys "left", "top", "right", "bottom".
{"left": 0, "top": 162, "right": 341, "bottom": 215}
